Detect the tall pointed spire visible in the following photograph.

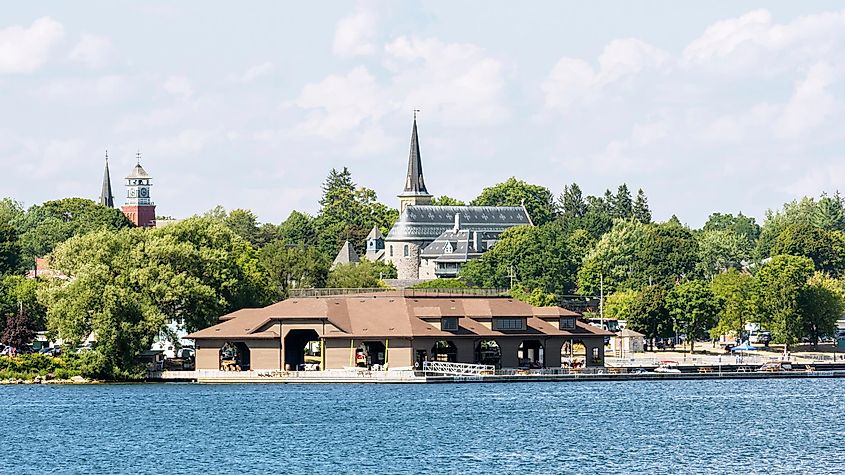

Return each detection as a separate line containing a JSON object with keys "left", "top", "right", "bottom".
{"left": 99, "top": 150, "right": 114, "bottom": 208}
{"left": 403, "top": 114, "right": 428, "bottom": 194}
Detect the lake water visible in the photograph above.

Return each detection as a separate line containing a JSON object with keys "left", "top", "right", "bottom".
{"left": 2, "top": 379, "right": 844, "bottom": 474}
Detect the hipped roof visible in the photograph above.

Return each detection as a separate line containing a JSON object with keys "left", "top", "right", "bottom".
{"left": 187, "top": 293, "right": 612, "bottom": 340}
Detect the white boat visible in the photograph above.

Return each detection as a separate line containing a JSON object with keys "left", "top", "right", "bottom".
{"left": 654, "top": 360, "right": 682, "bottom": 373}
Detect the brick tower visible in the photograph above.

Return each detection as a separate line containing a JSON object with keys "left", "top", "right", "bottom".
{"left": 121, "top": 152, "right": 156, "bottom": 228}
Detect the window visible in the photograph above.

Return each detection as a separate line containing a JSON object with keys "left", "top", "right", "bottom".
{"left": 493, "top": 317, "right": 526, "bottom": 331}
{"left": 591, "top": 347, "right": 601, "bottom": 364}
{"left": 403, "top": 245, "right": 409, "bottom": 257}
{"left": 389, "top": 245, "right": 393, "bottom": 257}
{"left": 559, "top": 317, "right": 576, "bottom": 330}
{"left": 441, "top": 317, "right": 458, "bottom": 331}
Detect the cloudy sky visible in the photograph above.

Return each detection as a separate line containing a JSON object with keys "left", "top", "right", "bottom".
{"left": 2, "top": 1, "right": 844, "bottom": 226}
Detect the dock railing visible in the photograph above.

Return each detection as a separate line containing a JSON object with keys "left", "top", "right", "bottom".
{"left": 422, "top": 361, "right": 496, "bottom": 375}
{"left": 289, "top": 288, "right": 510, "bottom": 298}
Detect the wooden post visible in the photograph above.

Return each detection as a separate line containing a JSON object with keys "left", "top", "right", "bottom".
{"left": 385, "top": 338, "right": 389, "bottom": 368}
{"left": 349, "top": 339, "right": 355, "bottom": 367}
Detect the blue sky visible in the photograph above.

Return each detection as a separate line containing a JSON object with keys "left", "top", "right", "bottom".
{"left": 1, "top": 1, "right": 844, "bottom": 227}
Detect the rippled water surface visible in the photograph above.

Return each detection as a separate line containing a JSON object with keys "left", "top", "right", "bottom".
{"left": 2, "top": 379, "right": 845, "bottom": 474}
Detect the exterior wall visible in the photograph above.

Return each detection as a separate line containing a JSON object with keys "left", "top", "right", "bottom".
{"left": 391, "top": 241, "right": 422, "bottom": 280}
{"left": 386, "top": 338, "right": 413, "bottom": 368}
{"left": 121, "top": 204, "right": 156, "bottom": 228}
{"left": 418, "top": 258, "right": 436, "bottom": 280}
{"left": 399, "top": 195, "right": 433, "bottom": 213}
{"left": 583, "top": 337, "right": 606, "bottom": 367}
{"left": 248, "top": 339, "right": 282, "bottom": 370}
{"left": 324, "top": 338, "right": 355, "bottom": 369}
{"left": 196, "top": 340, "right": 225, "bottom": 370}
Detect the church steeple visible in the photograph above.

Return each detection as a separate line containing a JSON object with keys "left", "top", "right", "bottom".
{"left": 398, "top": 113, "right": 432, "bottom": 212}
{"left": 99, "top": 150, "right": 114, "bottom": 208}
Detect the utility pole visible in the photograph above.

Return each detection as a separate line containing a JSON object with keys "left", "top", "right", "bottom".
{"left": 507, "top": 265, "right": 516, "bottom": 290}
{"left": 599, "top": 273, "right": 604, "bottom": 330}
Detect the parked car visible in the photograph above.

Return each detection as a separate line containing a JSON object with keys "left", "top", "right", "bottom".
{"left": 749, "top": 331, "right": 771, "bottom": 346}
{"left": 39, "top": 346, "right": 62, "bottom": 357}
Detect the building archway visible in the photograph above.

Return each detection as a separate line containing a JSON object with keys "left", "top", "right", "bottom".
{"left": 474, "top": 340, "right": 501, "bottom": 368}
{"left": 518, "top": 340, "right": 544, "bottom": 369}
{"left": 356, "top": 341, "right": 387, "bottom": 368}
{"left": 560, "top": 340, "right": 586, "bottom": 369}
{"left": 431, "top": 340, "right": 457, "bottom": 362}
{"left": 284, "top": 329, "right": 321, "bottom": 370}
{"left": 219, "top": 342, "right": 250, "bottom": 371}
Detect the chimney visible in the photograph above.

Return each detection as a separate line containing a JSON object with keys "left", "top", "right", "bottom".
{"left": 453, "top": 212, "right": 461, "bottom": 231}
{"left": 472, "top": 231, "right": 482, "bottom": 252}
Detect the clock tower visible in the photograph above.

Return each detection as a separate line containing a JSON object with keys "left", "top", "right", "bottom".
{"left": 120, "top": 152, "right": 156, "bottom": 228}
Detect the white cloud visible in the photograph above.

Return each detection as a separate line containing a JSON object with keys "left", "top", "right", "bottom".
{"left": 291, "top": 66, "right": 388, "bottom": 137}
{"left": 40, "top": 75, "right": 130, "bottom": 105}
{"left": 683, "top": 9, "right": 845, "bottom": 74}
{"left": 0, "top": 17, "right": 64, "bottom": 74}
{"left": 163, "top": 75, "right": 194, "bottom": 98}
{"left": 68, "top": 33, "right": 114, "bottom": 67}
{"left": 333, "top": 8, "right": 376, "bottom": 57}
{"left": 542, "top": 38, "right": 670, "bottom": 110}
{"left": 238, "top": 61, "right": 274, "bottom": 82}
{"left": 385, "top": 36, "right": 508, "bottom": 126}
{"left": 776, "top": 62, "right": 837, "bottom": 139}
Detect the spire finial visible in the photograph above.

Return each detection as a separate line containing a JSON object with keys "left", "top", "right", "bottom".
{"left": 136, "top": 149, "right": 141, "bottom": 165}
{"left": 413, "top": 108, "right": 420, "bottom": 121}
{"left": 105, "top": 149, "right": 109, "bottom": 162}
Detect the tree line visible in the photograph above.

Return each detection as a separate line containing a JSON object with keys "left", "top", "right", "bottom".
{"left": 2, "top": 168, "right": 844, "bottom": 376}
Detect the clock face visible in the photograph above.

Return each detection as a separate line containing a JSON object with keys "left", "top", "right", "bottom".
{"left": 139, "top": 188, "right": 149, "bottom": 198}
{"left": 129, "top": 189, "right": 137, "bottom": 198}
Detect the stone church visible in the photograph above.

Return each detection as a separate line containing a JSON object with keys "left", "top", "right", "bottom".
{"left": 361, "top": 118, "right": 533, "bottom": 281}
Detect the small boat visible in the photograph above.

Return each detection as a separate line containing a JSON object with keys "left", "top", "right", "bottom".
{"left": 654, "top": 360, "right": 682, "bottom": 373}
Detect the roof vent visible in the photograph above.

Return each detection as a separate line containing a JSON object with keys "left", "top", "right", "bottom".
{"left": 454, "top": 212, "right": 462, "bottom": 231}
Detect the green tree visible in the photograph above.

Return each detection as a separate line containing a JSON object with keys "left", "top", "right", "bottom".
{"left": 224, "top": 209, "right": 261, "bottom": 247}
{"left": 703, "top": 212, "right": 760, "bottom": 243}
{"left": 603, "top": 290, "right": 639, "bottom": 322}
{"left": 461, "top": 221, "right": 580, "bottom": 295}
{"left": 638, "top": 221, "right": 698, "bottom": 287}
{"left": 632, "top": 189, "right": 651, "bottom": 224}
{"left": 278, "top": 210, "right": 317, "bottom": 245}
{"left": 812, "top": 192, "right": 845, "bottom": 231}
{"left": 326, "top": 260, "right": 396, "bottom": 288}
{"left": 431, "top": 196, "right": 465, "bottom": 206}
{"left": 0, "top": 275, "right": 47, "bottom": 333}
{"left": 695, "top": 229, "right": 752, "bottom": 279}
{"left": 0, "top": 222, "right": 21, "bottom": 275}
{"left": 558, "top": 183, "right": 586, "bottom": 218}
{"left": 756, "top": 197, "right": 818, "bottom": 258}
{"left": 771, "top": 223, "right": 845, "bottom": 276}
{"left": 471, "top": 177, "right": 557, "bottom": 225}
{"left": 612, "top": 184, "right": 633, "bottom": 219}
{"left": 798, "top": 273, "right": 844, "bottom": 349}
{"left": 0, "top": 198, "right": 24, "bottom": 227}
{"left": 18, "top": 198, "right": 133, "bottom": 263}
{"left": 578, "top": 219, "right": 649, "bottom": 294}
{"left": 259, "top": 241, "right": 329, "bottom": 297}
{"left": 510, "top": 285, "right": 557, "bottom": 306}
{"left": 710, "top": 269, "right": 755, "bottom": 341}
{"left": 754, "top": 254, "right": 815, "bottom": 348}
{"left": 666, "top": 280, "right": 721, "bottom": 353}
{"left": 627, "top": 285, "right": 672, "bottom": 350}
{"left": 315, "top": 168, "right": 397, "bottom": 257}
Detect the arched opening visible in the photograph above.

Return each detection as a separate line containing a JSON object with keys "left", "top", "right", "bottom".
{"left": 560, "top": 340, "right": 586, "bottom": 369}
{"left": 284, "top": 329, "right": 321, "bottom": 371}
{"left": 518, "top": 340, "right": 544, "bottom": 369}
{"left": 356, "top": 341, "right": 387, "bottom": 369}
{"left": 474, "top": 340, "right": 501, "bottom": 368}
{"left": 219, "top": 341, "right": 250, "bottom": 371}
{"left": 431, "top": 340, "right": 457, "bottom": 362}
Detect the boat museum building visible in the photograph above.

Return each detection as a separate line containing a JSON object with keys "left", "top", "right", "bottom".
{"left": 187, "top": 292, "right": 612, "bottom": 372}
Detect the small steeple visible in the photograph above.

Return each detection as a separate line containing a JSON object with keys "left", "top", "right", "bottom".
{"left": 403, "top": 113, "right": 428, "bottom": 194}
{"left": 99, "top": 150, "right": 114, "bottom": 208}
{"left": 332, "top": 240, "right": 360, "bottom": 268}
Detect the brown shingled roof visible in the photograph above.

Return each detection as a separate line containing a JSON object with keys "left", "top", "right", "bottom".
{"left": 186, "top": 294, "right": 611, "bottom": 340}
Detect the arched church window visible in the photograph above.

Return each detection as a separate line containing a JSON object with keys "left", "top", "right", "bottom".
{"left": 404, "top": 245, "right": 409, "bottom": 257}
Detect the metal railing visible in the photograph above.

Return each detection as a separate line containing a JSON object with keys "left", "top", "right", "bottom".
{"left": 289, "top": 288, "right": 510, "bottom": 298}
{"left": 422, "top": 361, "right": 496, "bottom": 375}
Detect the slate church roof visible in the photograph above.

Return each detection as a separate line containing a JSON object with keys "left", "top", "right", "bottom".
{"left": 385, "top": 205, "right": 531, "bottom": 242}
{"left": 420, "top": 229, "right": 499, "bottom": 262}
{"left": 332, "top": 240, "right": 360, "bottom": 267}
